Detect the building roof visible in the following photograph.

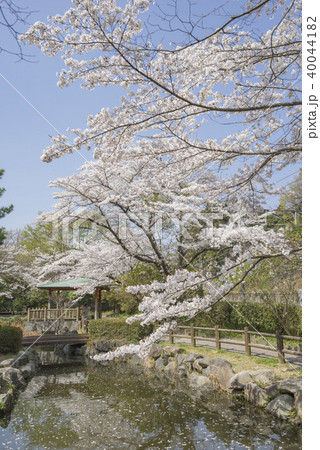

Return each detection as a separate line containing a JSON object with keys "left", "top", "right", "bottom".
{"left": 37, "top": 278, "right": 110, "bottom": 290}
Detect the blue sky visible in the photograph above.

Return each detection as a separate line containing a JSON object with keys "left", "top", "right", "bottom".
{"left": 0, "top": 0, "right": 121, "bottom": 230}
{"left": 0, "top": 0, "right": 300, "bottom": 231}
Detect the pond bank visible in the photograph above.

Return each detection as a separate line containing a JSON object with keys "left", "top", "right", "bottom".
{"left": 1, "top": 359, "right": 302, "bottom": 448}
{"left": 88, "top": 339, "right": 302, "bottom": 425}
{"left": 0, "top": 349, "right": 41, "bottom": 414}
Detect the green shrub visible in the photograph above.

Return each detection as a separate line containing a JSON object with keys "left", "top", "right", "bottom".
{"left": 0, "top": 325, "right": 22, "bottom": 354}
{"left": 88, "top": 318, "right": 153, "bottom": 342}
{"left": 187, "top": 301, "right": 302, "bottom": 336}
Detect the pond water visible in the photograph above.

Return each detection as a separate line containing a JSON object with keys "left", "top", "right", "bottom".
{"left": 0, "top": 361, "right": 301, "bottom": 449}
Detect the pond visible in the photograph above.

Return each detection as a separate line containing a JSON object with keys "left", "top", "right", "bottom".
{"left": 0, "top": 361, "right": 301, "bottom": 449}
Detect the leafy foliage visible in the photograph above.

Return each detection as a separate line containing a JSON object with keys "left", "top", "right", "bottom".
{"left": 0, "top": 169, "right": 13, "bottom": 245}
{"left": 88, "top": 318, "right": 154, "bottom": 342}
{"left": 0, "top": 325, "right": 22, "bottom": 354}
{"left": 188, "top": 301, "right": 302, "bottom": 336}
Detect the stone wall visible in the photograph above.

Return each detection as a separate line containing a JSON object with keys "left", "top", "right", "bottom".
{"left": 24, "top": 320, "right": 81, "bottom": 334}
{"left": 87, "top": 340, "right": 302, "bottom": 425}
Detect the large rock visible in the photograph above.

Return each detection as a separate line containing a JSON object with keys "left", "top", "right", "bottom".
{"left": 162, "top": 346, "right": 183, "bottom": 357}
{"left": 164, "top": 361, "right": 176, "bottom": 377}
{"left": 193, "top": 359, "right": 204, "bottom": 372}
{"left": 117, "top": 353, "right": 131, "bottom": 363}
{"left": 0, "top": 358, "right": 15, "bottom": 368}
{"left": 12, "top": 353, "right": 29, "bottom": 368}
{"left": 95, "top": 340, "right": 112, "bottom": 353}
{"left": 205, "top": 365, "right": 218, "bottom": 378}
{"left": 20, "top": 363, "right": 36, "bottom": 380}
{"left": 266, "top": 394, "right": 295, "bottom": 420}
{"left": 155, "top": 355, "right": 169, "bottom": 370}
{"left": 244, "top": 383, "right": 270, "bottom": 408}
{"left": 141, "top": 357, "right": 155, "bottom": 369}
{"left": 295, "top": 390, "right": 302, "bottom": 420}
{"left": 27, "top": 350, "right": 41, "bottom": 368}
{"left": 228, "top": 369, "right": 275, "bottom": 390}
{"left": 266, "top": 383, "right": 279, "bottom": 400}
{"left": 205, "top": 361, "right": 234, "bottom": 390}
{"left": 0, "top": 390, "right": 14, "bottom": 411}
{"left": 176, "top": 353, "right": 203, "bottom": 366}
{"left": 188, "top": 373, "right": 213, "bottom": 392}
{"left": 0, "top": 368, "right": 26, "bottom": 389}
{"left": 213, "top": 357, "right": 233, "bottom": 368}
{"left": 277, "top": 378, "right": 302, "bottom": 395}
{"left": 250, "top": 369, "right": 276, "bottom": 386}
{"left": 86, "top": 346, "right": 98, "bottom": 357}
{"left": 129, "top": 354, "right": 141, "bottom": 366}
{"left": 95, "top": 339, "right": 127, "bottom": 353}
{"left": 229, "top": 371, "right": 253, "bottom": 390}
{"left": 193, "top": 356, "right": 215, "bottom": 371}
{"left": 176, "top": 365, "right": 188, "bottom": 378}
{"left": 215, "top": 363, "right": 235, "bottom": 390}
{"left": 148, "top": 343, "right": 163, "bottom": 359}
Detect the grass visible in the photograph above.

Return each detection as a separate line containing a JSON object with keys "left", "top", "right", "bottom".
{"left": 160, "top": 342, "right": 302, "bottom": 381}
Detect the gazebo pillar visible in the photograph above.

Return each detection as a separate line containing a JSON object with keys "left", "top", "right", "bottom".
{"left": 56, "top": 290, "right": 61, "bottom": 309}
{"left": 48, "top": 289, "right": 52, "bottom": 309}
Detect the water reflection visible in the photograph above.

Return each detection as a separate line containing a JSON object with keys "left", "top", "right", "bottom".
{"left": 0, "top": 362, "right": 301, "bottom": 449}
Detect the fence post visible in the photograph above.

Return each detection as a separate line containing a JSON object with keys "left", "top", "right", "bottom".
{"left": 44, "top": 308, "right": 48, "bottom": 321}
{"left": 215, "top": 325, "right": 221, "bottom": 351}
{"left": 76, "top": 306, "right": 80, "bottom": 321}
{"left": 169, "top": 331, "right": 173, "bottom": 344}
{"left": 27, "top": 308, "right": 31, "bottom": 322}
{"left": 190, "top": 324, "right": 195, "bottom": 347}
{"left": 244, "top": 327, "right": 251, "bottom": 356}
{"left": 276, "top": 330, "right": 285, "bottom": 363}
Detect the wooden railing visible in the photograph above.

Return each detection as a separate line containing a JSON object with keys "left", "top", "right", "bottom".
{"left": 167, "top": 325, "right": 302, "bottom": 363}
{"left": 27, "top": 307, "right": 82, "bottom": 322}
{"left": 22, "top": 333, "right": 89, "bottom": 346}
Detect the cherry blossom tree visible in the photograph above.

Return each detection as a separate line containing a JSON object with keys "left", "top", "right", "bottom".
{"left": 21, "top": 0, "right": 301, "bottom": 357}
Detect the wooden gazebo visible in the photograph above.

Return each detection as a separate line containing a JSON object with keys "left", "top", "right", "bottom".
{"left": 37, "top": 278, "right": 110, "bottom": 319}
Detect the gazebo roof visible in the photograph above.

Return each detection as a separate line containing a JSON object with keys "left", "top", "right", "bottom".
{"left": 38, "top": 278, "right": 110, "bottom": 290}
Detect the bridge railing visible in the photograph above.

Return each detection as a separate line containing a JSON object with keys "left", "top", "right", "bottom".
{"left": 27, "top": 307, "right": 82, "bottom": 322}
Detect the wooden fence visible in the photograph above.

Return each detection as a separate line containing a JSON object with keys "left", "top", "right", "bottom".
{"left": 27, "top": 307, "right": 82, "bottom": 322}
{"left": 167, "top": 325, "right": 302, "bottom": 363}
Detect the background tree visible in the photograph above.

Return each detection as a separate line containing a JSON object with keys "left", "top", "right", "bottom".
{"left": 232, "top": 170, "right": 302, "bottom": 291}
{"left": 0, "top": 169, "right": 14, "bottom": 245}
{"left": 0, "top": 220, "right": 74, "bottom": 311}
{"left": 0, "top": 230, "right": 40, "bottom": 311}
